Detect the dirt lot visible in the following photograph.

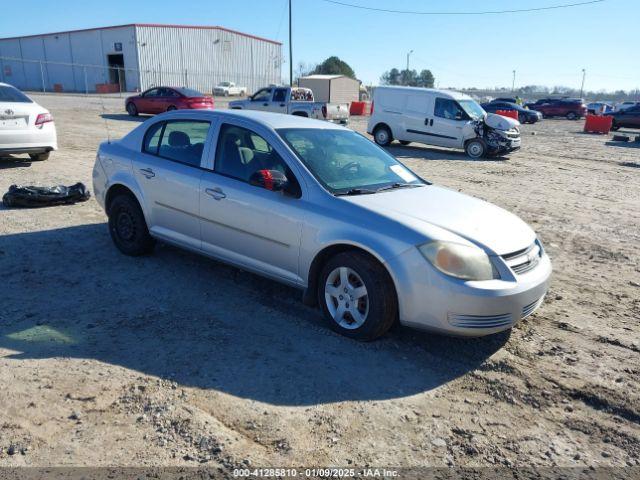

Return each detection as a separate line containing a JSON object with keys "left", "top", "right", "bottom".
{"left": 0, "top": 94, "right": 639, "bottom": 471}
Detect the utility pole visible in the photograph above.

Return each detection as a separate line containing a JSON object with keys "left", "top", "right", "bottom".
{"left": 289, "top": 0, "right": 293, "bottom": 86}
{"left": 406, "top": 50, "right": 414, "bottom": 72}
{"left": 512, "top": 70, "right": 516, "bottom": 92}
{"left": 580, "top": 68, "right": 586, "bottom": 98}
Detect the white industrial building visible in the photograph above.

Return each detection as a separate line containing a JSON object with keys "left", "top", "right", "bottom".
{"left": 0, "top": 24, "right": 282, "bottom": 94}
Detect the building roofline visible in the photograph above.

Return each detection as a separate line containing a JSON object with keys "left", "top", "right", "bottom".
{"left": 0, "top": 23, "right": 282, "bottom": 45}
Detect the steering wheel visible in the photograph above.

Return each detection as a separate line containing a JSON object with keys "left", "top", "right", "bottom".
{"left": 340, "top": 161, "right": 361, "bottom": 177}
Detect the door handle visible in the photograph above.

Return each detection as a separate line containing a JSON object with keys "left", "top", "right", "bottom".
{"left": 280, "top": 103, "right": 286, "bottom": 107}
{"left": 424, "top": 118, "right": 429, "bottom": 126}
{"left": 205, "top": 187, "right": 226, "bottom": 200}
{"left": 139, "top": 168, "right": 155, "bottom": 179}
{"left": 430, "top": 118, "right": 434, "bottom": 126}
{"left": 263, "top": 103, "right": 269, "bottom": 106}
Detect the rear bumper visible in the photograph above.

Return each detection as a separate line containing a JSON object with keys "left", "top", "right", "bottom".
{"left": 0, "top": 123, "right": 57, "bottom": 153}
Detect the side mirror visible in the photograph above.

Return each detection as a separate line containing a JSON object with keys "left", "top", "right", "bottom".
{"left": 455, "top": 112, "right": 464, "bottom": 121}
{"left": 249, "top": 169, "right": 289, "bottom": 192}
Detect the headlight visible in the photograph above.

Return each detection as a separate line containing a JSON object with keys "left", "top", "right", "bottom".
{"left": 418, "top": 241, "right": 498, "bottom": 281}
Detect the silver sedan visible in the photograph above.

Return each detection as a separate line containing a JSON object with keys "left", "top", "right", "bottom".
{"left": 93, "top": 110, "right": 551, "bottom": 341}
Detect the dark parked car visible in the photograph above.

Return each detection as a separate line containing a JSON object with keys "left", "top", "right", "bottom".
{"left": 125, "top": 87, "right": 214, "bottom": 116}
{"left": 481, "top": 101, "right": 542, "bottom": 124}
{"left": 524, "top": 98, "right": 587, "bottom": 120}
{"left": 494, "top": 97, "right": 518, "bottom": 104}
{"left": 606, "top": 105, "right": 640, "bottom": 130}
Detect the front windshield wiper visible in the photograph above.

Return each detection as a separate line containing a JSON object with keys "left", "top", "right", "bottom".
{"left": 375, "top": 183, "right": 424, "bottom": 193}
{"left": 334, "top": 188, "right": 378, "bottom": 196}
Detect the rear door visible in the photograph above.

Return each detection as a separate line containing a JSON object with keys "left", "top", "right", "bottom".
{"left": 401, "top": 93, "right": 436, "bottom": 143}
{"left": 428, "top": 97, "right": 467, "bottom": 148}
{"left": 269, "top": 88, "right": 289, "bottom": 114}
{"left": 132, "top": 119, "right": 213, "bottom": 250}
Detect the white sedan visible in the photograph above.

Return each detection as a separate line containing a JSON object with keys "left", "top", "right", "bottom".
{"left": 0, "top": 83, "right": 57, "bottom": 161}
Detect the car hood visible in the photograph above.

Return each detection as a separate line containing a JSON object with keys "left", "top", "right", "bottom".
{"left": 343, "top": 185, "right": 536, "bottom": 255}
{"left": 484, "top": 112, "right": 519, "bottom": 130}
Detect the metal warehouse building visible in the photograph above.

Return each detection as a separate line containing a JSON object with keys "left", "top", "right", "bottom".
{"left": 0, "top": 24, "right": 282, "bottom": 94}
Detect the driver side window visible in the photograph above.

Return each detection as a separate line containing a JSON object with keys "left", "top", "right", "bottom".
{"left": 214, "top": 124, "right": 297, "bottom": 191}
{"left": 144, "top": 88, "right": 160, "bottom": 97}
{"left": 251, "top": 89, "right": 272, "bottom": 102}
{"left": 434, "top": 98, "right": 465, "bottom": 120}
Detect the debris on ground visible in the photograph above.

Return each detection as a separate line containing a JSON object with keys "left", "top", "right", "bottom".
{"left": 2, "top": 183, "right": 90, "bottom": 208}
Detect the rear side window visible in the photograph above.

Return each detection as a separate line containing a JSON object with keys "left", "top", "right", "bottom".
{"left": 273, "top": 89, "right": 287, "bottom": 103}
{"left": 143, "top": 122, "right": 164, "bottom": 155}
{"left": 0, "top": 85, "right": 32, "bottom": 103}
{"left": 143, "top": 120, "right": 210, "bottom": 167}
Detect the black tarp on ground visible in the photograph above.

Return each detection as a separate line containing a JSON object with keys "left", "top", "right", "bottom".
{"left": 2, "top": 183, "right": 91, "bottom": 208}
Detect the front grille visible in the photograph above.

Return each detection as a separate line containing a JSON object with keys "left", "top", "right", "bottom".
{"left": 502, "top": 242, "right": 541, "bottom": 275}
{"left": 448, "top": 312, "right": 512, "bottom": 329}
{"left": 522, "top": 296, "right": 545, "bottom": 319}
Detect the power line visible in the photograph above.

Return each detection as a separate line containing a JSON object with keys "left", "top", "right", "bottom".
{"left": 320, "top": 0, "right": 605, "bottom": 15}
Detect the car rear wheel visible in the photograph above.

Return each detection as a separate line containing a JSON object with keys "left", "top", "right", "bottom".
{"left": 108, "top": 194, "right": 155, "bottom": 256}
{"left": 318, "top": 252, "right": 397, "bottom": 341}
{"left": 610, "top": 121, "right": 619, "bottom": 131}
{"left": 465, "top": 139, "right": 486, "bottom": 159}
{"left": 29, "top": 152, "right": 50, "bottom": 161}
{"left": 566, "top": 112, "right": 577, "bottom": 120}
{"left": 126, "top": 102, "right": 138, "bottom": 116}
{"left": 373, "top": 125, "right": 392, "bottom": 146}
{"left": 166, "top": 105, "right": 177, "bottom": 111}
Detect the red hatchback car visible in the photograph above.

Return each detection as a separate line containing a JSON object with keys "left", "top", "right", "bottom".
{"left": 125, "top": 87, "right": 214, "bottom": 116}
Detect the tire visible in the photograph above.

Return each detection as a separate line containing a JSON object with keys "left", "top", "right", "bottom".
{"left": 566, "top": 112, "right": 577, "bottom": 120}
{"left": 318, "top": 251, "right": 397, "bottom": 341}
{"left": 166, "top": 105, "right": 177, "bottom": 111}
{"left": 29, "top": 152, "right": 50, "bottom": 161}
{"left": 373, "top": 125, "right": 392, "bottom": 146}
{"left": 465, "top": 139, "right": 486, "bottom": 159}
{"left": 399, "top": 140, "right": 411, "bottom": 146}
{"left": 611, "top": 121, "right": 619, "bottom": 131}
{"left": 126, "top": 102, "right": 138, "bottom": 116}
{"left": 519, "top": 114, "right": 528, "bottom": 124}
{"left": 108, "top": 194, "right": 155, "bottom": 256}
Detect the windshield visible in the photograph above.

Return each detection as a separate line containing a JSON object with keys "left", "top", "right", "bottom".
{"left": 0, "top": 85, "right": 32, "bottom": 103}
{"left": 278, "top": 128, "right": 425, "bottom": 194}
{"left": 459, "top": 99, "right": 485, "bottom": 121}
{"left": 175, "top": 87, "right": 204, "bottom": 97}
{"left": 218, "top": 82, "right": 231, "bottom": 87}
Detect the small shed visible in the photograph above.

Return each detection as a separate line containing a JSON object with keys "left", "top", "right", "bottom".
{"left": 298, "top": 74, "right": 360, "bottom": 104}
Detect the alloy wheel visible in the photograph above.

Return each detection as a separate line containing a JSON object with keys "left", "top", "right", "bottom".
{"left": 324, "top": 267, "right": 369, "bottom": 330}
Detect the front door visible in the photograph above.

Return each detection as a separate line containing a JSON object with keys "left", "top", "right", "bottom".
{"left": 428, "top": 97, "right": 466, "bottom": 148}
{"left": 199, "top": 122, "right": 303, "bottom": 284}
{"left": 132, "top": 119, "right": 212, "bottom": 250}
{"left": 247, "top": 88, "right": 273, "bottom": 111}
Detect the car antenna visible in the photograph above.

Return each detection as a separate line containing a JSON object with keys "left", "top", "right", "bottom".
{"left": 99, "top": 91, "right": 113, "bottom": 144}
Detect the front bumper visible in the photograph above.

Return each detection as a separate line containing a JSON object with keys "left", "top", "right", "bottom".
{"left": 387, "top": 247, "right": 552, "bottom": 336}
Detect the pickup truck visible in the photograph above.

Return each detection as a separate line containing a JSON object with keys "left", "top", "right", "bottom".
{"left": 213, "top": 82, "right": 247, "bottom": 97}
{"left": 228, "top": 86, "right": 349, "bottom": 124}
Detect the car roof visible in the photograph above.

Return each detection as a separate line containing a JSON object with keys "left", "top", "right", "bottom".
{"left": 159, "top": 109, "right": 347, "bottom": 130}
{"left": 375, "top": 86, "right": 473, "bottom": 101}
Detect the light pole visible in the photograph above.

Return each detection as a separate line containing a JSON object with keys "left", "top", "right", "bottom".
{"left": 406, "top": 50, "right": 414, "bottom": 72}
{"left": 512, "top": 70, "right": 516, "bottom": 92}
{"left": 289, "top": 0, "right": 293, "bottom": 86}
{"left": 580, "top": 68, "right": 586, "bottom": 98}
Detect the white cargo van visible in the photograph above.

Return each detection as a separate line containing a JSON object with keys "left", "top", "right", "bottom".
{"left": 367, "top": 86, "right": 521, "bottom": 158}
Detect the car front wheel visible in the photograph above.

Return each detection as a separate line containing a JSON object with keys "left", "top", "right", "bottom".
{"left": 566, "top": 112, "right": 577, "bottom": 120}
{"left": 108, "top": 194, "right": 155, "bottom": 256}
{"left": 126, "top": 102, "right": 138, "bottom": 116}
{"left": 465, "top": 139, "right": 486, "bottom": 159}
{"left": 318, "top": 252, "right": 397, "bottom": 341}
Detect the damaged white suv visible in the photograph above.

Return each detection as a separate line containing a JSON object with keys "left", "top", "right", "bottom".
{"left": 368, "top": 86, "right": 520, "bottom": 158}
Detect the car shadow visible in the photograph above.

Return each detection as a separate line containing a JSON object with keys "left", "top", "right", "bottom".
{"left": 100, "top": 113, "right": 149, "bottom": 123}
{"left": 0, "top": 157, "right": 34, "bottom": 170}
{"left": 607, "top": 142, "right": 640, "bottom": 149}
{"left": 387, "top": 144, "right": 508, "bottom": 162}
{"left": 0, "top": 223, "right": 509, "bottom": 406}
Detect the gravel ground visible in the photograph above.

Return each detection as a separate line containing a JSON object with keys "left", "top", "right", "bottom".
{"left": 0, "top": 94, "right": 639, "bottom": 470}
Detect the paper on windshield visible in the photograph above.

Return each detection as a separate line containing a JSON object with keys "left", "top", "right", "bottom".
{"left": 390, "top": 165, "right": 418, "bottom": 183}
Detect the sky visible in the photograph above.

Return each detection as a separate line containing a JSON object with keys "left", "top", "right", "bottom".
{"left": 0, "top": 0, "right": 637, "bottom": 92}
